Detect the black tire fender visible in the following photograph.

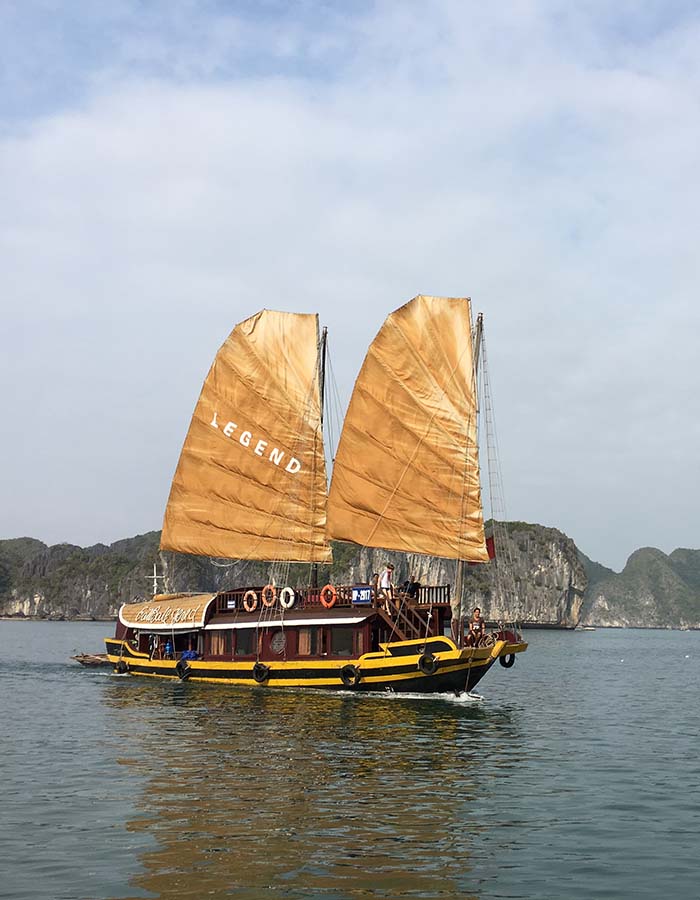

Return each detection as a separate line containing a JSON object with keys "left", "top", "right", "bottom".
{"left": 340, "top": 664, "right": 361, "bottom": 687}
{"left": 253, "top": 662, "right": 270, "bottom": 683}
{"left": 499, "top": 654, "right": 516, "bottom": 669}
{"left": 116, "top": 659, "right": 128, "bottom": 674}
{"left": 175, "top": 659, "right": 191, "bottom": 681}
{"left": 417, "top": 652, "right": 439, "bottom": 676}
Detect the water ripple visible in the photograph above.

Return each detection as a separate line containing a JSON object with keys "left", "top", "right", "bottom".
{"left": 2, "top": 623, "right": 700, "bottom": 899}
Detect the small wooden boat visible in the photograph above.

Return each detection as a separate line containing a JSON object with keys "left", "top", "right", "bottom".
{"left": 71, "top": 652, "right": 111, "bottom": 667}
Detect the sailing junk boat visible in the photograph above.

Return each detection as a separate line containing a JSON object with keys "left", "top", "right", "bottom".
{"left": 105, "top": 296, "right": 527, "bottom": 692}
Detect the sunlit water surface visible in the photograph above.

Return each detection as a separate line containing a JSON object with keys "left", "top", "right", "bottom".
{"left": 2, "top": 622, "right": 699, "bottom": 899}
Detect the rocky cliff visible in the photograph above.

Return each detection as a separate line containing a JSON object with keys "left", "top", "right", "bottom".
{"left": 580, "top": 547, "right": 700, "bottom": 628}
{"left": 0, "top": 521, "right": 586, "bottom": 626}
{"left": 3, "top": 527, "right": 699, "bottom": 628}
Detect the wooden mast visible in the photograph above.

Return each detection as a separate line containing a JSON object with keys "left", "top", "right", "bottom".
{"left": 312, "top": 325, "right": 328, "bottom": 589}
{"left": 453, "top": 311, "right": 484, "bottom": 640}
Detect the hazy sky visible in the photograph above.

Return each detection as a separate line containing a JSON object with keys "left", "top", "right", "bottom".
{"left": 2, "top": 1, "right": 699, "bottom": 571}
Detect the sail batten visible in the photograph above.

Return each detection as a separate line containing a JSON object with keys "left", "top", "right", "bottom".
{"left": 161, "top": 310, "right": 331, "bottom": 563}
{"left": 326, "top": 295, "right": 488, "bottom": 562}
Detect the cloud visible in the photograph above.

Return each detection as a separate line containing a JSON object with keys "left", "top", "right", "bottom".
{"left": 1, "top": 1, "right": 699, "bottom": 568}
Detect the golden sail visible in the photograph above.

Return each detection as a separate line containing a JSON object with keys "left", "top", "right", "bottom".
{"left": 326, "top": 295, "right": 489, "bottom": 561}
{"left": 161, "top": 310, "right": 331, "bottom": 562}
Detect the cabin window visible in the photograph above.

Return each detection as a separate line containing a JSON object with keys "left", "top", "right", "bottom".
{"left": 298, "top": 626, "right": 321, "bottom": 656}
{"left": 331, "top": 626, "right": 353, "bottom": 657}
{"left": 235, "top": 629, "right": 255, "bottom": 656}
{"left": 209, "top": 630, "right": 232, "bottom": 657}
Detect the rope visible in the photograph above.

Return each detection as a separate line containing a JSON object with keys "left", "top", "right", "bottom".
{"left": 480, "top": 334, "right": 521, "bottom": 631}
{"left": 464, "top": 645, "right": 476, "bottom": 693}
{"left": 382, "top": 593, "right": 406, "bottom": 654}
{"left": 422, "top": 605, "right": 434, "bottom": 643}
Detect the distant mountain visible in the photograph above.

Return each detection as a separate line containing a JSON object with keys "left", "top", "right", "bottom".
{"left": 581, "top": 547, "right": 700, "bottom": 628}
{"left": 1, "top": 528, "right": 699, "bottom": 628}
{"left": 0, "top": 533, "right": 162, "bottom": 620}
{"left": 578, "top": 551, "right": 615, "bottom": 591}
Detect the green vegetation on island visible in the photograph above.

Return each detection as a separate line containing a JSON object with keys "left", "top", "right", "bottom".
{"left": 1, "top": 526, "right": 699, "bottom": 628}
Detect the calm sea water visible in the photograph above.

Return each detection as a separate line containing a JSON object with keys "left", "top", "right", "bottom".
{"left": 1, "top": 621, "right": 699, "bottom": 900}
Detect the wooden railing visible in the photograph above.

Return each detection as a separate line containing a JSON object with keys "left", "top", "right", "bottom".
{"left": 412, "top": 584, "right": 451, "bottom": 606}
{"left": 215, "top": 584, "right": 452, "bottom": 615}
{"left": 382, "top": 596, "right": 433, "bottom": 640}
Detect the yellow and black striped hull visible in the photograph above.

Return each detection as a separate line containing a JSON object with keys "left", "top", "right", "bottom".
{"left": 105, "top": 636, "right": 527, "bottom": 694}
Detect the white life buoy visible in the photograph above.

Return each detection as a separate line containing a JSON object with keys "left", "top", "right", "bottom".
{"left": 279, "top": 586, "right": 296, "bottom": 610}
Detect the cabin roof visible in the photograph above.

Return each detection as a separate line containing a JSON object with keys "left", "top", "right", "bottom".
{"left": 119, "top": 593, "right": 217, "bottom": 632}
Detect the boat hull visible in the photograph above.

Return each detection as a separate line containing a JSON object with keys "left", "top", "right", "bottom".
{"left": 105, "top": 637, "right": 527, "bottom": 694}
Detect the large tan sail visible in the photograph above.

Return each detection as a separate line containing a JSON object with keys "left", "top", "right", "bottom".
{"left": 326, "top": 295, "right": 488, "bottom": 561}
{"left": 161, "top": 310, "right": 331, "bottom": 562}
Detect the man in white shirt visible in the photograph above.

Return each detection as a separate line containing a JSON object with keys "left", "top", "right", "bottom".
{"left": 378, "top": 563, "right": 395, "bottom": 614}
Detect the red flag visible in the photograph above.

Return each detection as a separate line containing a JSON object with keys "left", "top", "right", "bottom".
{"left": 469, "top": 536, "right": 495, "bottom": 565}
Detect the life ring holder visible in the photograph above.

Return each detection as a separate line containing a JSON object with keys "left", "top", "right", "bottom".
{"left": 175, "top": 659, "right": 191, "bottom": 681}
{"left": 417, "top": 652, "right": 439, "bottom": 676}
{"left": 499, "top": 654, "right": 516, "bottom": 669}
{"left": 243, "top": 590, "right": 258, "bottom": 612}
{"left": 279, "top": 587, "right": 296, "bottom": 610}
{"left": 253, "top": 662, "right": 270, "bottom": 683}
{"left": 320, "top": 584, "right": 337, "bottom": 609}
{"left": 340, "top": 664, "right": 361, "bottom": 687}
{"left": 261, "top": 584, "right": 277, "bottom": 608}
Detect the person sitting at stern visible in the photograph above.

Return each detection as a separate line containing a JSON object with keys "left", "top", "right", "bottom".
{"left": 466, "top": 607, "right": 486, "bottom": 647}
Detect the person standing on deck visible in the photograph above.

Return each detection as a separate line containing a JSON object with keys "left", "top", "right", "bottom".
{"left": 406, "top": 575, "right": 421, "bottom": 601}
{"left": 378, "top": 563, "right": 395, "bottom": 615}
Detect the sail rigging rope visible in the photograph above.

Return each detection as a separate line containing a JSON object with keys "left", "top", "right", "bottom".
{"left": 479, "top": 334, "right": 521, "bottom": 631}
{"left": 324, "top": 347, "right": 346, "bottom": 476}
{"left": 207, "top": 329, "right": 329, "bottom": 641}
{"left": 249, "top": 330, "right": 333, "bottom": 658}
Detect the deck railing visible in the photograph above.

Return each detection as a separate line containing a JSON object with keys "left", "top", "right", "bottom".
{"left": 215, "top": 583, "right": 452, "bottom": 614}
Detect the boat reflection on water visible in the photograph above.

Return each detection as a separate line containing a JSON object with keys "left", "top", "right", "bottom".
{"left": 103, "top": 680, "right": 522, "bottom": 899}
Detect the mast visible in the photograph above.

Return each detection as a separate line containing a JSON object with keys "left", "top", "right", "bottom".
{"left": 319, "top": 326, "right": 328, "bottom": 427}
{"left": 312, "top": 325, "right": 328, "bottom": 589}
{"left": 147, "top": 562, "right": 164, "bottom": 597}
{"left": 453, "top": 310, "right": 484, "bottom": 636}
{"left": 473, "top": 313, "right": 483, "bottom": 384}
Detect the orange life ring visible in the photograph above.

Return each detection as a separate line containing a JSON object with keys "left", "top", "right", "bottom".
{"left": 243, "top": 590, "right": 258, "bottom": 612}
{"left": 320, "top": 583, "right": 337, "bottom": 609}
{"left": 262, "top": 584, "right": 277, "bottom": 607}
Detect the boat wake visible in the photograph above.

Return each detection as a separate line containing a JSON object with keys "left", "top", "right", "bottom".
{"left": 346, "top": 689, "right": 485, "bottom": 704}
{"left": 450, "top": 691, "right": 484, "bottom": 703}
